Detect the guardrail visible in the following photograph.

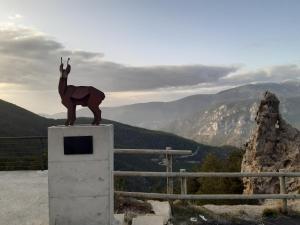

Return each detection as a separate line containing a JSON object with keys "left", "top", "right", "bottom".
{"left": 0, "top": 136, "right": 47, "bottom": 170}
{"left": 114, "top": 149, "right": 300, "bottom": 214}
{"left": 113, "top": 171, "right": 300, "bottom": 177}
{"left": 114, "top": 147, "right": 192, "bottom": 194}
{"left": 114, "top": 148, "right": 192, "bottom": 155}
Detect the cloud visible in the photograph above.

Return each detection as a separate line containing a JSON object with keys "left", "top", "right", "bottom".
{"left": 1, "top": 23, "right": 300, "bottom": 114}
{"left": 8, "top": 14, "right": 23, "bottom": 20}
{"left": 221, "top": 64, "right": 300, "bottom": 85}
{"left": 0, "top": 24, "right": 237, "bottom": 92}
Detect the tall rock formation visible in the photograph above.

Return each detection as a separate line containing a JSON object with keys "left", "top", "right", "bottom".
{"left": 241, "top": 91, "right": 300, "bottom": 194}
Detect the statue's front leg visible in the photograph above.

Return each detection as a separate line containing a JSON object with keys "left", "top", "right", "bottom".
{"left": 65, "top": 106, "right": 72, "bottom": 126}
{"left": 65, "top": 118, "right": 70, "bottom": 126}
{"left": 69, "top": 105, "right": 76, "bottom": 125}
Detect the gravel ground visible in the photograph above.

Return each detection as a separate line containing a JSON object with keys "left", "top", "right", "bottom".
{"left": 203, "top": 199, "right": 300, "bottom": 220}
{"left": 0, "top": 171, "right": 49, "bottom": 225}
{"left": 202, "top": 203, "right": 300, "bottom": 225}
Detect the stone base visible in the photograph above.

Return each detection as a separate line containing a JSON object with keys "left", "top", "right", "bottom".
{"left": 48, "top": 125, "right": 114, "bottom": 225}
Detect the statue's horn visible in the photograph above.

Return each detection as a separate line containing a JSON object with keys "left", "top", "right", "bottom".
{"left": 67, "top": 58, "right": 70, "bottom": 65}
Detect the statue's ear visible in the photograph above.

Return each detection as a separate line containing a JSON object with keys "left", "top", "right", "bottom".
{"left": 66, "top": 64, "right": 71, "bottom": 74}
{"left": 59, "top": 57, "right": 63, "bottom": 72}
{"left": 60, "top": 63, "right": 64, "bottom": 72}
{"left": 66, "top": 58, "right": 71, "bottom": 74}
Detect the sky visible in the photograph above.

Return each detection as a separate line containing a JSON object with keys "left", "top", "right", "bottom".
{"left": 0, "top": 0, "right": 300, "bottom": 114}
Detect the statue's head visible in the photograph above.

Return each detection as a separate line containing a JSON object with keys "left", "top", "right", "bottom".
{"left": 60, "top": 57, "right": 71, "bottom": 78}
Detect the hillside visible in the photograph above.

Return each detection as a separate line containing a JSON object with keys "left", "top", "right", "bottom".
{"left": 165, "top": 96, "right": 300, "bottom": 147}
{"left": 165, "top": 99, "right": 258, "bottom": 146}
{"left": 0, "top": 98, "right": 234, "bottom": 164}
{"left": 0, "top": 100, "right": 50, "bottom": 136}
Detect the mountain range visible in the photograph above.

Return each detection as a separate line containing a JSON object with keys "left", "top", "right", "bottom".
{"left": 49, "top": 82, "right": 300, "bottom": 147}
{"left": 0, "top": 98, "right": 235, "bottom": 169}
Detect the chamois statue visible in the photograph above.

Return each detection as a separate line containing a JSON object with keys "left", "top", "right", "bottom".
{"left": 59, "top": 57, "right": 105, "bottom": 125}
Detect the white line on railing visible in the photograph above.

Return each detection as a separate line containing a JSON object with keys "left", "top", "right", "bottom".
{"left": 115, "top": 191, "right": 300, "bottom": 200}
{"left": 113, "top": 171, "right": 300, "bottom": 177}
{"left": 114, "top": 149, "right": 192, "bottom": 155}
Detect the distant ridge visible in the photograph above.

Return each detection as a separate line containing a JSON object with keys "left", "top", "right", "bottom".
{"left": 48, "top": 82, "right": 300, "bottom": 146}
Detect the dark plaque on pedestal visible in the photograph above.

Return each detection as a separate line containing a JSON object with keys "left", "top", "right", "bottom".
{"left": 64, "top": 136, "right": 93, "bottom": 155}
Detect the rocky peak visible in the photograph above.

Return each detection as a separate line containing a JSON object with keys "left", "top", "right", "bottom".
{"left": 241, "top": 91, "right": 300, "bottom": 194}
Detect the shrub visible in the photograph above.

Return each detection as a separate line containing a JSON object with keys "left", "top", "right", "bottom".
{"left": 262, "top": 208, "right": 279, "bottom": 218}
{"left": 187, "top": 150, "right": 258, "bottom": 205}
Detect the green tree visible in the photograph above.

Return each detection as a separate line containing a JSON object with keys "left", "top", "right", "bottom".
{"left": 187, "top": 150, "right": 245, "bottom": 205}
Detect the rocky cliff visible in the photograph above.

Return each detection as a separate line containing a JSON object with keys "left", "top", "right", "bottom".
{"left": 165, "top": 100, "right": 259, "bottom": 147}
{"left": 162, "top": 83, "right": 300, "bottom": 147}
{"left": 241, "top": 91, "right": 300, "bottom": 194}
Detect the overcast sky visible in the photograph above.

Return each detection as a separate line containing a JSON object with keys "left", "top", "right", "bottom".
{"left": 0, "top": 0, "right": 300, "bottom": 114}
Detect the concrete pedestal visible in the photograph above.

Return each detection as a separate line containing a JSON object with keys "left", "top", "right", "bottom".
{"left": 48, "top": 125, "right": 114, "bottom": 225}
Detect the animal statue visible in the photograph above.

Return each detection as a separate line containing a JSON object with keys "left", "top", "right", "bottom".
{"left": 59, "top": 57, "right": 105, "bottom": 125}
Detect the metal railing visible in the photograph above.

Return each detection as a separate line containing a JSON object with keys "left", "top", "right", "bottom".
{"left": 0, "top": 136, "right": 47, "bottom": 170}
{"left": 114, "top": 147, "right": 192, "bottom": 194}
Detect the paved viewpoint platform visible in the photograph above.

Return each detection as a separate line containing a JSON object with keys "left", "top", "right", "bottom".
{"left": 48, "top": 125, "right": 114, "bottom": 225}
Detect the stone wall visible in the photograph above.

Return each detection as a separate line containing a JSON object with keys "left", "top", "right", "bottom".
{"left": 48, "top": 125, "right": 114, "bottom": 225}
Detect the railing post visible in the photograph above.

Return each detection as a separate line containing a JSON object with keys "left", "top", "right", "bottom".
{"left": 166, "top": 147, "right": 173, "bottom": 194}
{"left": 40, "top": 150, "right": 44, "bottom": 170}
{"left": 279, "top": 169, "right": 288, "bottom": 214}
{"left": 180, "top": 169, "right": 187, "bottom": 195}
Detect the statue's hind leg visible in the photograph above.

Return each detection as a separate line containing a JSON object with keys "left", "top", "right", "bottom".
{"left": 88, "top": 105, "right": 97, "bottom": 125}
{"left": 94, "top": 107, "right": 101, "bottom": 125}
{"left": 94, "top": 99, "right": 103, "bottom": 125}
{"left": 87, "top": 95, "right": 102, "bottom": 125}
{"left": 88, "top": 105, "right": 101, "bottom": 125}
